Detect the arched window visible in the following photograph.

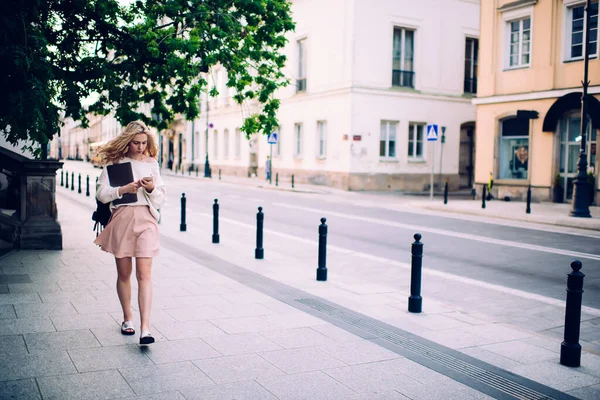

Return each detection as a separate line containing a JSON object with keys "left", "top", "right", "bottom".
{"left": 224, "top": 129, "right": 230, "bottom": 159}
{"left": 235, "top": 128, "right": 241, "bottom": 159}
{"left": 213, "top": 130, "right": 218, "bottom": 160}
{"left": 499, "top": 117, "right": 529, "bottom": 179}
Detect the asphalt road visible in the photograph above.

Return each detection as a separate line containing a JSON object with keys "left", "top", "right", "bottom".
{"left": 59, "top": 161, "right": 600, "bottom": 308}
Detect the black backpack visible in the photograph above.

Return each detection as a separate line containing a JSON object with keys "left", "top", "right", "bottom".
{"left": 92, "top": 200, "right": 111, "bottom": 236}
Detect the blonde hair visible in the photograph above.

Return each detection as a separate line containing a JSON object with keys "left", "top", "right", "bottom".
{"left": 97, "top": 120, "right": 158, "bottom": 165}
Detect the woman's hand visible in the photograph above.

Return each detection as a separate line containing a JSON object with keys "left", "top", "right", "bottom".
{"left": 140, "top": 177, "right": 155, "bottom": 193}
{"left": 118, "top": 182, "right": 141, "bottom": 196}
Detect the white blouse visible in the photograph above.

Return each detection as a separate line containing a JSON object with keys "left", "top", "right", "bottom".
{"left": 96, "top": 157, "right": 167, "bottom": 217}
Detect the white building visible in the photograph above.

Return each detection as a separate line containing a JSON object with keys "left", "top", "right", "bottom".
{"left": 183, "top": 0, "right": 480, "bottom": 190}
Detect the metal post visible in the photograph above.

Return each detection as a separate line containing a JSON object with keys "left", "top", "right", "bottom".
{"left": 204, "top": 100, "right": 211, "bottom": 178}
{"left": 560, "top": 260, "right": 585, "bottom": 367}
{"left": 86, "top": 175, "right": 90, "bottom": 197}
{"left": 526, "top": 185, "right": 532, "bottom": 214}
{"left": 78, "top": 173, "right": 82, "bottom": 194}
{"left": 570, "top": 0, "right": 593, "bottom": 218}
{"left": 292, "top": 174, "right": 295, "bottom": 189}
{"left": 255, "top": 207, "right": 264, "bottom": 259}
{"left": 71, "top": 172, "right": 74, "bottom": 191}
{"left": 196, "top": 167, "right": 198, "bottom": 177}
{"left": 60, "top": 170, "right": 64, "bottom": 187}
{"left": 482, "top": 184, "right": 486, "bottom": 209}
{"left": 212, "top": 199, "right": 220, "bottom": 243}
{"left": 65, "top": 171, "right": 68, "bottom": 188}
{"left": 276, "top": 172, "right": 279, "bottom": 187}
{"left": 438, "top": 127, "right": 446, "bottom": 189}
{"left": 443, "top": 182, "right": 448, "bottom": 204}
{"left": 219, "top": 169, "right": 221, "bottom": 180}
{"left": 316, "top": 218, "right": 328, "bottom": 281}
{"left": 408, "top": 233, "right": 423, "bottom": 313}
{"left": 180, "top": 193, "right": 187, "bottom": 232}
{"left": 430, "top": 141, "right": 435, "bottom": 201}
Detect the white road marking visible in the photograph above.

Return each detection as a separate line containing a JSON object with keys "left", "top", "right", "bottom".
{"left": 192, "top": 211, "right": 600, "bottom": 317}
{"left": 272, "top": 203, "right": 600, "bottom": 261}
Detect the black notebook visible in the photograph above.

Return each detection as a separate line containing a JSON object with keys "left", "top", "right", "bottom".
{"left": 106, "top": 162, "right": 138, "bottom": 205}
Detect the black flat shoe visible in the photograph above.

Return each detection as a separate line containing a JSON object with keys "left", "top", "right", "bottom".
{"left": 139, "top": 331, "right": 155, "bottom": 345}
{"left": 121, "top": 321, "right": 135, "bottom": 336}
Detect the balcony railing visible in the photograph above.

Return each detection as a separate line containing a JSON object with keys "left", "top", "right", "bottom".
{"left": 392, "top": 70, "right": 415, "bottom": 88}
{"left": 464, "top": 77, "right": 477, "bottom": 94}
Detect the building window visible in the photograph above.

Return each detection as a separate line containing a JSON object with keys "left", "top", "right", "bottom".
{"left": 508, "top": 17, "right": 531, "bottom": 67}
{"left": 464, "top": 38, "right": 478, "bottom": 94}
{"left": 275, "top": 128, "right": 281, "bottom": 157}
{"left": 567, "top": 2, "right": 598, "bottom": 60}
{"left": 499, "top": 117, "right": 529, "bottom": 179}
{"left": 392, "top": 27, "right": 415, "bottom": 88}
{"left": 223, "top": 129, "right": 229, "bottom": 159}
{"left": 235, "top": 128, "right": 241, "bottom": 159}
{"left": 408, "top": 123, "right": 424, "bottom": 160}
{"left": 297, "top": 39, "right": 307, "bottom": 92}
{"left": 380, "top": 121, "right": 398, "bottom": 159}
{"left": 317, "top": 121, "right": 327, "bottom": 158}
{"left": 294, "top": 123, "right": 303, "bottom": 156}
{"left": 213, "top": 130, "right": 218, "bottom": 160}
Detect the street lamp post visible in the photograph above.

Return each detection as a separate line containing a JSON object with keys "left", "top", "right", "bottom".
{"left": 570, "top": 0, "right": 592, "bottom": 218}
{"left": 204, "top": 99, "right": 212, "bottom": 178}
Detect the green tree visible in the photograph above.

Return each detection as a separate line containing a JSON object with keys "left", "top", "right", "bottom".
{"left": 1, "top": 0, "right": 294, "bottom": 156}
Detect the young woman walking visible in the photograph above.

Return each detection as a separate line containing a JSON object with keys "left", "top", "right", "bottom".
{"left": 94, "top": 121, "right": 166, "bottom": 345}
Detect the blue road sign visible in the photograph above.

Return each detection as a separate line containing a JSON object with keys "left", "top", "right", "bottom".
{"left": 267, "top": 133, "right": 278, "bottom": 144}
{"left": 426, "top": 124, "right": 438, "bottom": 141}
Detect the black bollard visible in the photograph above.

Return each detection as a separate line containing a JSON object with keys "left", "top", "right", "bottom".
{"left": 219, "top": 169, "right": 221, "bottom": 180}
{"left": 71, "top": 172, "right": 74, "bottom": 191}
{"left": 188, "top": 167, "right": 191, "bottom": 176}
{"left": 276, "top": 172, "right": 279, "bottom": 187}
{"left": 85, "top": 175, "right": 90, "bottom": 197}
{"left": 408, "top": 233, "right": 423, "bottom": 313}
{"left": 180, "top": 193, "right": 187, "bottom": 232}
{"left": 443, "top": 182, "right": 448, "bottom": 205}
{"left": 482, "top": 184, "right": 486, "bottom": 209}
{"left": 316, "top": 218, "right": 328, "bottom": 281}
{"left": 78, "top": 173, "right": 82, "bottom": 194}
{"left": 196, "top": 167, "right": 198, "bottom": 177}
{"left": 560, "top": 260, "right": 585, "bottom": 367}
{"left": 212, "top": 199, "right": 220, "bottom": 243}
{"left": 471, "top": 188, "right": 476, "bottom": 200}
{"left": 292, "top": 174, "right": 295, "bottom": 189}
{"left": 60, "top": 170, "right": 64, "bottom": 187}
{"left": 255, "top": 207, "right": 264, "bottom": 259}
{"left": 526, "top": 185, "right": 532, "bottom": 214}
{"left": 65, "top": 171, "right": 68, "bottom": 188}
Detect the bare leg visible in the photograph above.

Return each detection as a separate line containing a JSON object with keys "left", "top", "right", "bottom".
{"left": 135, "top": 257, "right": 153, "bottom": 332}
{"left": 115, "top": 257, "right": 134, "bottom": 323}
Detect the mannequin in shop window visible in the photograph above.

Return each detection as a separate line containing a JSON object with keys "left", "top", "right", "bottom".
{"left": 511, "top": 145, "right": 529, "bottom": 179}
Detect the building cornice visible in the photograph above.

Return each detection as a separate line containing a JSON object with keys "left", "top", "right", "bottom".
{"left": 472, "top": 86, "right": 600, "bottom": 105}
{"left": 498, "top": 0, "right": 538, "bottom": 13}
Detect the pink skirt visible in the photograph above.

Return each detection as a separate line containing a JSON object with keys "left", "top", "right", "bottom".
{"left": 94, "top": 206, "right": 160, "bottom": 258}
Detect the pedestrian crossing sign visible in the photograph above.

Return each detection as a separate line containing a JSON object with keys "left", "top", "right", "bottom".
{"left": 267, "top": 133, "right": 278, "bottom": 144}
{"left": 426, "top": 124, "right": 438, "bottom": 141}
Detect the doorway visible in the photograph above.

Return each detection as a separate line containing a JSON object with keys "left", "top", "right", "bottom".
{"left": 558, "top": 114, "right": 595, "bottom": 201}
{"left": 459, "top": 122, "right": 476, "bottom": 188}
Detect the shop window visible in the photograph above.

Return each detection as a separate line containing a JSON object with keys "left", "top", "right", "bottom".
{"left": 499, "top": 117, "right": 529, "bottom": 179}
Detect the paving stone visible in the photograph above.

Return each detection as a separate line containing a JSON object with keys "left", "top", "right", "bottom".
{"left": 51, "top": 312, "right": 118, "bottom": 331}
{"left": 347, "top": 391, "right": 410, "bottom": 400}
{"left": 193, "top": 353, "right": 285, "bottom": 384}
{"left": 202, "top": 332, "right": 283, "bottom": 356}
{"left": 120, "top": 361, "right": 213, "bottom": 395}
{"left": 0, "top": 334, "right": 28, "bottom": 356}
{"left": 263, "top": 312, "right": 325, "bottom": 329}
{"left": 182, "top": 283, "right": 234, "bottom": 296}
{"left": 260, "top": 346, "right": 347, "bottom": 374}
{"left": 0, "top": 304, "right": 16, "bottom": 319}
{"left": 311, "top": 324, "right": 364, "bottom": 343}
{"left": 37, "top": 369, "right": 134, "bottom": 400}
{"left": 419, "top": 328, "right": 495, "bottom": 349}
{"left": 0, "top": 317, "right": 56, "bottom": 336}
{"left": 118, "top": 391, "right": 187, "bottom": 400}
{"left": 152, "top": 319, "right": 226, "bottom": 340}
{"left": 8, "top": 282, "right": 62, "bottom": 293}
{"left": 213, "top": 302, "right": 275, "bottom": 318}
{"left": 0, "top": 350, "right": 77, "bottom": 381}
{"left": 510, "top": 361, "right": 600, "bottom": 392}
{"left": 259, "top": 327, "right": 339, "bottom": 349}
{"left": 181, "top": 380, "right": 278, "bottom": 400}
{"left": 580, "top": 352, "right": 600, "bottom": 378}
{"left": 70, "top": 298, "right": 123, "bottom": 314}
{"left": 38, "top": 291, "right": 97, "bottom": 303}
{"left": 0, "top": 274, "right": 32, "bottom": 284}
{"left": 0, "top": 293, "right": 42, "bottom": 306}
{"left": 68, "top": 344, "right": 154, "bottom": 372}
{"left": 14, "top": 302, "right": 78, "bottom": 319}
{"left": 167, "top": 306, "right": 229, "bottom": 322}
{"left": 143, "top": 337, "right": 222, "bottom": 364}
{"left": 318, "top": 340, "right": 400, "bottom": 365}
{"left": 0, "top": 285, "right": 8, "bottom": 294}
{"left": 0, "top": 379, "right": 41, "bottom": 400}
{"left": 521, "top": 335, "right": 562, "bottom": 352}
{"left": 459, "top": 347, "right": 524, "bottom": 370}
{"left": 56, "top": 279, "right": 111, "bottom": 292}
{"left": 461, "top": 323, "right": 532, "bottom": 342}
{"left": 400, "top": 380, "right": 493, "bottom": 400}
{"left": 480, "top": 340, "right": 558, "bottom": 364}
{"left": 258, "top": 370, "right": 357, "bottom": 400}
{"left": 567, "top": 383, "right": 600, "bottom": 400}
{"left": 174, "top": 294, "right": 231, "bottom": 307}
{"left": 24, "top": 330, "right": 101, "bottom": 352}
{"left": 220, "top": 291, "right": 273, "bottom": 304}
{"left": 209, "top": 316, "right": 279, "bottom": 335}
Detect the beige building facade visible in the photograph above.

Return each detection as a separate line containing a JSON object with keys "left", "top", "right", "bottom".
{"left": 474, "top": 0, "right": 599, "bottom": 205}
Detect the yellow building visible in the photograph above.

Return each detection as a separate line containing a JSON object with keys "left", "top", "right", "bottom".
{"left": 474, "top": 0, "right": 599, "bottom": 205}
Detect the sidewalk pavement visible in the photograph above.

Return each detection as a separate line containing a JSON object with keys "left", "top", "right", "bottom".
{"left": 11, "top": 184, "right": 596, "bottom": 399}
